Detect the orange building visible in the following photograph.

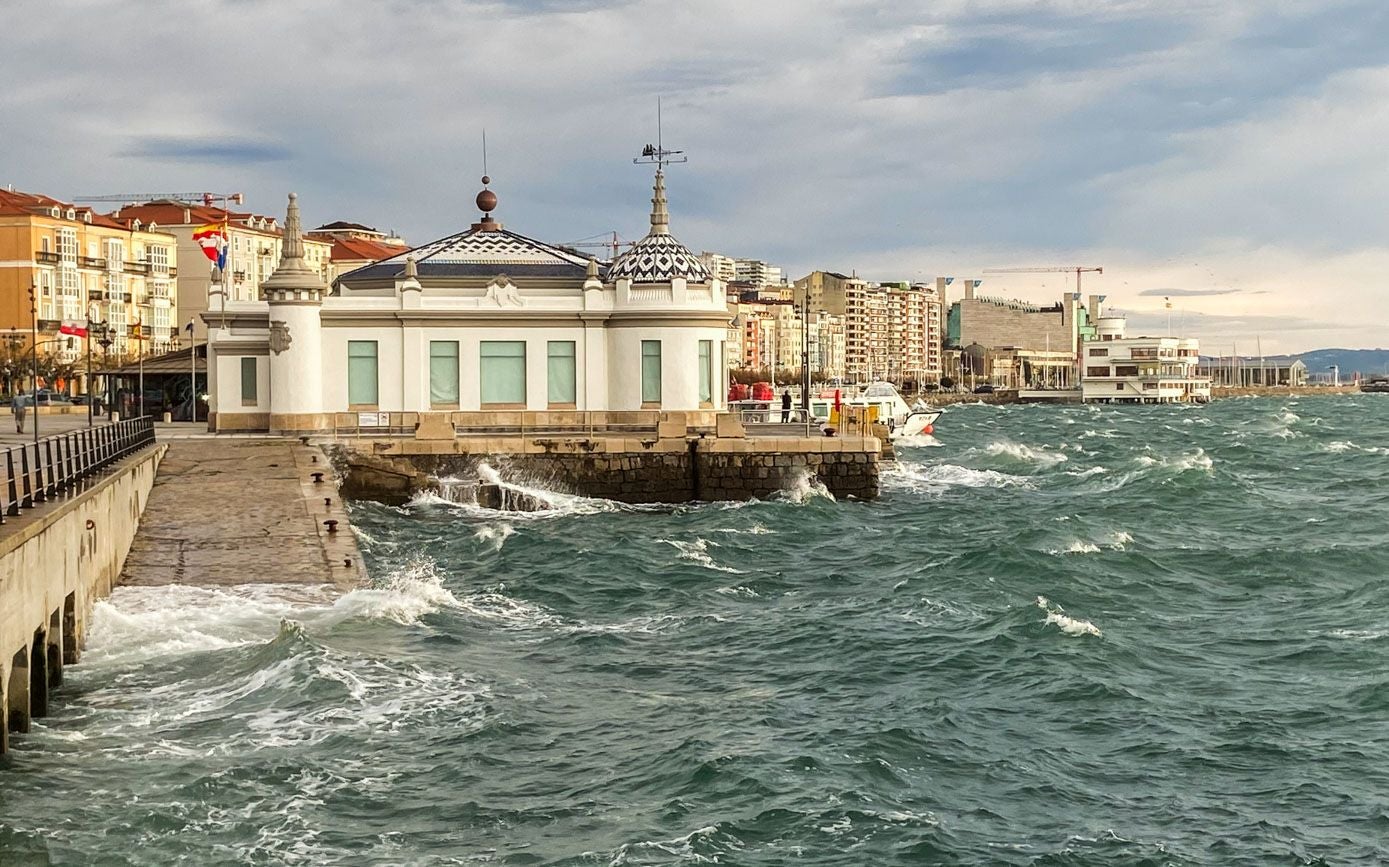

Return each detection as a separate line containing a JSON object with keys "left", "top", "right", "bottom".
{"left": 0, "top": 188, "right": 178, "bottom": 370}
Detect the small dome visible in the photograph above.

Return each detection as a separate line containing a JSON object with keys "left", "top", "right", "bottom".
{"left": 609, "top": 232, "right": 711, "bottom": 284}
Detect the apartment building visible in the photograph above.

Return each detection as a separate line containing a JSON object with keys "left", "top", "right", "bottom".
{"left": 0, "top": 187, "right": 178, "bottom": 362}
{"left": 114, "top": 200, "right": 332, "bottom": 340}
{"left": 308, "top": 221, "right": 409, "bottom": 283}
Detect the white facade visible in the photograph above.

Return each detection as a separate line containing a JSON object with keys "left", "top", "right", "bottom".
{"left": 205, "top": 177, "right": 731, "bottom": 433}
{"left": 1081, "top": 323, "right": 1210, "bottom": 403}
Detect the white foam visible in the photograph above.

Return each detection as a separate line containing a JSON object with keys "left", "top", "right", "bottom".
{"left": 660, "top": 537, "right": 745, "bottom": 573}
{"left": 714, "top": 523, "right": 774, "bottom": 535}
{"left": 1065, "top": 466, "right": 1108, "bottom": 478}
{"left": 1035, "top": 595, "right": 1103, "bottom": 637}
{"left": 892, "top": 433, "right": 943, "bottom": 449}
{"left": 1108, "top": 530, "right": 1134, "bottom": 550}
{"left": 473, "top": 523, "right": 515, "bottom": 550}
{"left": 984, "top": 440, "right": 1068, "bottom": 467}
{"left": 883, "top": 461, "right": 1030, "bottom": 493}
{"left": 1051, "top": 541, "right": 1101, "bottom": 555}
{"left": 1135, "top": 447, "right": 1213, "bottom": 473}
{"left": 776, "top": 468, "right": 836, "bottom": 504}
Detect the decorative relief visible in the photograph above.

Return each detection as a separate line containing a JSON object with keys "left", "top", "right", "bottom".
{"left": 269, "top": 320, "right": 293, "bottom": 354}
{"left": 482, "top": 275, "right": 525, "bottom": 307}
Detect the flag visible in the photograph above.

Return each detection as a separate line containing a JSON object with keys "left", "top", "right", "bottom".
{"left": 192, "top": 223, "right": 229, "bottom": 270}
{"left": 59, "top": 319, "right": 88, "bottom": 338}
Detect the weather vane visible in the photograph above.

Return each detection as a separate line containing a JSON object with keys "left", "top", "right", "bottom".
{"left": 633, "top": 97, "right": 687, "bottom": 169}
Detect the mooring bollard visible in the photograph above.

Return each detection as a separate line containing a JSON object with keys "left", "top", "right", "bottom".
{"left": 324, "top": 497, "right": 332, "bottom": 507}
{"left": 310, "top": 472, "right": 325, "bottom": 484}
{"left": 324, "top": 519, "right": 339, "bottom": 533}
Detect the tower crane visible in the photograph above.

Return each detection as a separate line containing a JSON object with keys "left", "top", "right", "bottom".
{"left": 562, "top": 231, "right": 636, "bottom": 261}
{"left": 72, "top": 192, "right": 245, "bottom": 208}
{"left": 981, "top": 265, "right": 1103, "bottom": 295}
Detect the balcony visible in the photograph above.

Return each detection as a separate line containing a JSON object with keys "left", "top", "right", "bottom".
{"left": 124, "top": 261, "right": 151, "bottom": 276}
{"left": 35, "top": 250, "right": 59, "bottom": 265}
{"left": 78, "top": 256, "right": 106, "bottom": 269}
{"left": 88, "top": 289, "right": 106, "bottom": 301}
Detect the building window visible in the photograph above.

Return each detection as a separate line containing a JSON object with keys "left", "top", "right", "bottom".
{"left": 240, "top": 357, "right": 257, "bottom": 405}
{"left": 1088, "top": 347, "right": 1108, "bottom": 357}
{"left": 1086, "top": 366, "right": 1110, "bottom": 377}
{"left": 481, "top": 340, "right": 526, "bottom": 405}
{"left": 641, "top": 340, "right": 662, "bottom": 404}
{"left": 698, "top": 340, "right": 713, "bottom": 404}
{"left": 1115, "top": 383, "right": 1124, "bottom": 391}
{"left": 429, "top": 340, "right": 460, "bottom": 406}
{"left": 1115, "top": 365, "right": 1139, "bottom": 377}
{"left": 348, "top": 340, "right": 379, "bottom": 406}
{"left": 547, "top": 341, "right": 576, "bottom": 405}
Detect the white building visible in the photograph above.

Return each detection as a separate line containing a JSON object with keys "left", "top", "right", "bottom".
{"left": 1080, "top": 318, "right": 1210, "bottom": 403}
{"left": 204, "top": 173, "right": 732, "bottom": 433}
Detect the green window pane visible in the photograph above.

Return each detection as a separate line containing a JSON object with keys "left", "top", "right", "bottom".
{"left": 698, "top": 340, "right": 712, "bottom": 403}
{"left": 481, "top": 341, "right": 526, "bottom": 404}
{"left": 547, "top": 341, "right": 576, "bottom": 404}
{"left": 429, "top": 341, "right": 460, "bottom": 405}
{"left": 240, "top": 356, "right": 257, "bottom": 403}
{"left": 348, "top": 340, "right": 378, "bottom": 405}
{"left": 641, "top": 340, "right": 661, "bottom": 403}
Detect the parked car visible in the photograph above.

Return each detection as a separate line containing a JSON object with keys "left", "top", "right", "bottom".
{"left": 33, "top": 389, "right": 73, "bottom": 406}
{"left": 972, "top": 384, "right": 996, "bottom": 394}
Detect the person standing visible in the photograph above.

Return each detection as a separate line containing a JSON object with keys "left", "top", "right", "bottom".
{"left": 781, "top": 387, "right": 792, "bottom": 423}
{"left": 12, "top": 388, "right": 27, "bottom": 434}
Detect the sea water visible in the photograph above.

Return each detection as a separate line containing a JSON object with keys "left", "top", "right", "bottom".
{"left": 2, "top": 395, "right": 1387, "bottom": 864}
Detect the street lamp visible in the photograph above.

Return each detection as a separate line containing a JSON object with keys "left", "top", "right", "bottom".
{"left": 88, "top": 302, "right": 113, "bottom": 423}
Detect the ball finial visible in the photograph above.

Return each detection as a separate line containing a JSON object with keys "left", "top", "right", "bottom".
{"left": 476, "top": 189, "right": 497, "bottom": 213}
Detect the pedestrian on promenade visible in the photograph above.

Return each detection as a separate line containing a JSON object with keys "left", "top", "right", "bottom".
{"left": 781, "top": 387, "right": 792, "bottom": 423}
{"left": 12, "top": 389, "right": 28, "bottom": 433}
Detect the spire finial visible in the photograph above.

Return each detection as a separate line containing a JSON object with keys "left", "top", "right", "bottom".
{"left": 650, "top": 169, "right": 669, "bottom": 234}
{"left": 280, "top": 192, "right": 306, "bottom": 265}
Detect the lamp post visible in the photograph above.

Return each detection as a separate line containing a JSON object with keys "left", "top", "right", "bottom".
{"left": 88, "top": 302, "right": 113, "bottom": 422}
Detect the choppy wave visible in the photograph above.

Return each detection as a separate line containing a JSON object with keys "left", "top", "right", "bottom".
{"left": 9, "top": 396, "right": 1389, "bottom": 865}
{"left": 1036, "top": 595, "right": 1103, "bottom": 637}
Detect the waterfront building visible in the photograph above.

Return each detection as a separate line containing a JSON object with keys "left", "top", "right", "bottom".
{"left": 1080, "top": 316, "right": 1209, "bottom": 403}
{"left": 0, "top": 187, "right": 178, "bottom": 365}
{"left": 114, "top": 199, "right": 332, "bottom": 341}
{"left": 808, "top": 311, "right": 846, "bottom": 380}
{"left": 699, "top": 251, "right": 738, "bottom": 284}
{"left": 204, "top": 172, "right": 731, "bottom": 433}
{"left": 1197, "top": 355, "right": 1309, "bottom": 388}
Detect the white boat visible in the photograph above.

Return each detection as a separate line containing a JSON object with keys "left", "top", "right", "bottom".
{"left": 808, "top": 382, "right": 942, "bottom": 440}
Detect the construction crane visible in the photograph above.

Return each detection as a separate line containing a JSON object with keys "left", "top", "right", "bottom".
{"left": 72, "top": 191, "right": 245, "bottom": 208}
{"left": 562, "top": 231, "right": 636, "bottom": 261}
{"left": 982, "top": 265, "right": 1103, "bottom": 295}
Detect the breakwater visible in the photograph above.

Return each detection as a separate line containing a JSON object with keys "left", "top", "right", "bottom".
{"left": 0, "top": 440, "right": 164, "bottom": 754}
{"left": 332, "top": 433, "right": 881, "bottom": 505}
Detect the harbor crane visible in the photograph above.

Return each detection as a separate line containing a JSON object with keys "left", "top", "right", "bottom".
{"left": 72, "top": 191, "right": 245, "bottom": 208}
{"left": 981, "top": 265, "right": 1103, "bottom": 295}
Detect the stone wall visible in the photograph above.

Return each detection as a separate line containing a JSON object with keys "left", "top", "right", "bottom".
{"left": 0, "top": 445, "right": 165, "bottom": 755}
{"left": 332, "top": 437, "right": 880, "bottom": 505}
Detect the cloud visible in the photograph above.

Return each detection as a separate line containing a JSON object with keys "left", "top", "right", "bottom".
{"left": 1137, "top": 287, "right": 1245, "bottom": 297}
{"left": 1, "top": 0, "right": 1387, "bottom": 351}
{"left": 121, "top": 137, "right": 293, "bottom": 164}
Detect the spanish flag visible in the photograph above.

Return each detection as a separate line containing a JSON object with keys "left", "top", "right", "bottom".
{"left": 193, "top": 224, "right": 229, "bottom": 270}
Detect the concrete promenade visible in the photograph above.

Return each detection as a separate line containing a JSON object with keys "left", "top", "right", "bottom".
{"left": 120, "top": 439, "right": 367, "bottom": 589}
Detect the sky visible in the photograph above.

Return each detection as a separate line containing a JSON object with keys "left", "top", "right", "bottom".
{"left": 4, "top": 0, "right": 1388, "bottom": 353}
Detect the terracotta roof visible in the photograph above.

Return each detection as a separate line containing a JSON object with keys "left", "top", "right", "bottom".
{"left": 113, "top": 200, "right": 283, "bottom": 235}
{"left": 305, "top": 233, "right": 407, "bottom": 264}
{"left": 0, "top": 188, "right": 169, "bottom": 232}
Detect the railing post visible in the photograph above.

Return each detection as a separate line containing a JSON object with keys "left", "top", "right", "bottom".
{"left": 44, "top": 439, "right": 57, "bottom": 498}
{"left": 32, "top": 445, "right": 47, "bottom": 504}
{"left": 6, "top": 450, "right": 18, "bottom": 516}
{"left": 20, "top": 445, "right": 34, "bottom": 509}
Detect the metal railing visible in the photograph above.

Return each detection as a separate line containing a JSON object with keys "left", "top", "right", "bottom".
{"left": 328, "top": 410, "right": 665, "bottom": 439}
{"left": 1, "top": 417, "right": 157, "bottom": 522}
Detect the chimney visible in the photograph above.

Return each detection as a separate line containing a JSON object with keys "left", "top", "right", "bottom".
{"left": 964, "top": 279, "right": 976, "bottom": 300}
{"left": 1088, "top": 294, "right": 1102, "bottom": 321}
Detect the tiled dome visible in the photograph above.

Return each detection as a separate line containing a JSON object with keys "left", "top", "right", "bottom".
{"left": 608, "top": 170, "right": 711, "bottom": 285}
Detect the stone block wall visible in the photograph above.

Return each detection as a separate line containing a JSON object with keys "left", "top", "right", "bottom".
{"left": 332, "top": 439, "right": 880, "bottom": 505}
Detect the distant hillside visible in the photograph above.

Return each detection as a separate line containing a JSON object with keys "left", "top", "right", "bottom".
{"left": 1296, "top": 349, "right": 1389, "bottom": 377}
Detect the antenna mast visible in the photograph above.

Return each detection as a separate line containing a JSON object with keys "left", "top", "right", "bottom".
{"left": 633, "top": 97, "right": 687, "bottom": 170}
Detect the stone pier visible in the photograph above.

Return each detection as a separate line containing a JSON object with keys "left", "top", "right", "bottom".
{"left": 120, "top": 439, "right": 367, "bottom": 588}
